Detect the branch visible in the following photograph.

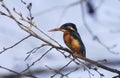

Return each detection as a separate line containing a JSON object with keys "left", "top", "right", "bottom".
{"left": 77, "top": 56, "right": 120, "bottom": 76}
{"left": 0, "top": 35, "right": 31, "bottom": 54}
{"left": 0, "top": 1, "right": 120, "bottom": 78}
{"left": 25, "top": 44, "right": 48, "bottom": 61}
{"left": 19, "top": 1, "right": 63, "bottom": 47}
{"left": 0, "top": 65, "right": 37, "bottom": 78}
{"left": 0, "top": 66, "right": 83, "bottom": 78}
{"left": 22, "top": 47, "right": 53, "bottom": 73}
{"left": 49, "top": 59, "right": 74, "bottom": 78}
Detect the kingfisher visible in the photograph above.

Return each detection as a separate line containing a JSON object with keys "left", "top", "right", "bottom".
{"left": 49, "top": 23, "right": 86, "bottom": 58}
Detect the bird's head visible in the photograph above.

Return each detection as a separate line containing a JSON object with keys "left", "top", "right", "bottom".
{"left": 49, "top": 23, "right": 77, "bottom": 32}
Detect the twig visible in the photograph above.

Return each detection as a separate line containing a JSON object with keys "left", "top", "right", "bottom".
{"left": 93, "top": 68, "right": 104, "bottom": 78}
{"left": 25, "top": 64, "right": 37, "bottom": 78}
{"left": 1, "top": 1, "right": 11, "bottom": 15}
{"left": 22, "top": 47, "right": 53, "bottom": 73}
{"left": 35, "top": 26, "right": 63, "bottom": 47}
{"left": 0, "top": 65, "right": 37, "bottom": 78}
{"left": 51, "top": 59, "right": 74, "bottom": 78}
{"left": 25, "top": 44, "right": 48, "bottom": 61}
{"left": 0, "top": 65, "right": 21, "bottom": 75}
{"left": 21, "top": 0, "right": 26, "bottom": 5}
{"left": 77, "top": 55, "right": 120, "bottom": 76}
{"left": 65, "top": 67, "right": 79, "bottom": 77}
{"left": 1, "top": 1, "right": 120, "bottom": 78}
{"left": 0, "top": 0, "right": 73, "bottom": 55}
{"left": 45, "top": 65, "right": 65, "bottom": 78}
{"left": 27, "top": 3, "right": 34, "bottom": 20}
{"left": 75, "top": 58, "right": 95, "bottom": 78}
{"left": 0, "top": 35, "right": 31, "bottom": 54}
{"left": 19, "top": 0, "right": 63, "bottom": 47}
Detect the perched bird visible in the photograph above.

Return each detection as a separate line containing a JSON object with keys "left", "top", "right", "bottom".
{"left": 49, "top": 23, "right": 86, "bottom": 58}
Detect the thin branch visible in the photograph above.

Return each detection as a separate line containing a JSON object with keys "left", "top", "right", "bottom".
{"left": 51, "top": 47, "right": 120, "bottom": 77}
{"left": 25, "top": 44, "right": 48, "bottom": 61}
{"left": 64, "top": 67, "right": 79, "bottom": 78}
{"left": 27, "top": 3, "right": 34, "bottom": 20}
{"left": 0, "top": 35, "right": 31, "bottom": 54}
{"left": 35, "top": 26, "right": 63, "bottom": 47}
{"left": 0, "top": 66, "right": 21, "bottom": 75}
{"left": 51, "top": 59, "right": 74, "bottom": 78}
{"left": 0, "top": 1, "right": 120, "bottom": 78}
{"left": 0, "top": 65, "right": 37, "bottom": 78}
{"left": 1, "top": 1, "right": 11, "bottom": 15}
{"left": 93, "top": 68, "right": 104, "bottom": 78}
{"left": 78, "top": 56, "right": 120, "bottom": 75}
{"left": 0, "top": 0, "right": 73, "bottom": 55}
{"left": 22, "top": 47, "right": 53, "bottom": 73}
{"left": 19, "top": 0, "right": 63, "bottom": 47}
{"left": 21, "top": 0, "right": 26, "bottom": 5}
{"left": 25, "top": 64, "right": 37, "bottom": 78}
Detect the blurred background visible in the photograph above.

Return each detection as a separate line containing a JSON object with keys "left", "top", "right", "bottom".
{"left": 0, "top": 0, "right": 120, "bottom": 78}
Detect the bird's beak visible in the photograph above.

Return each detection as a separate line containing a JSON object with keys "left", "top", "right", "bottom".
{"left": 49, "top": 28, "right": 61, "bottom": 32}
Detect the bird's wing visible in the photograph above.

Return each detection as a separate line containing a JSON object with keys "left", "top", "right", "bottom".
{"left": 71, "top": 31, "right": 86, "bottom": 56}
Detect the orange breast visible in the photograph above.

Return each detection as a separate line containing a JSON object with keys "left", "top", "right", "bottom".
{"left": 63, "top": 31, "right": 85, "bottom": 57}
{"left": 63, "top": 31, "right": 80, "bottom": 52}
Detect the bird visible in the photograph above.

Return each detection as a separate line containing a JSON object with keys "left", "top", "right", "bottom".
{"left": 49, "top": 23, "right": 86, "bottom": 58}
